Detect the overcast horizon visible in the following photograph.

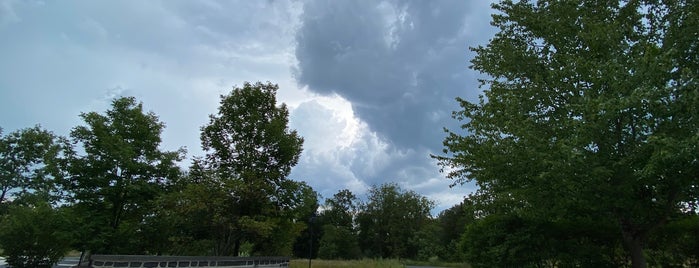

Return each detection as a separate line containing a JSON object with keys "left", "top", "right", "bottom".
{"left": 0, "top": 0, "right": 497, "bottom": 214}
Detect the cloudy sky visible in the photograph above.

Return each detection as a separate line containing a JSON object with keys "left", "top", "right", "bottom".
{"left": 0, "top": 0, "right": 496, "bottom": 214}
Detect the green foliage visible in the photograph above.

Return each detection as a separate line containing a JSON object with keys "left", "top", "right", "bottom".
{"left": 0, "top": 126, "right": 69, "bottom": 204}
{"left": 435, "top": 0, "right": 699, "bottom": 267}
{"left": 197, "top": 81, "right": 306, "bottom": 256}
{"left": 357, "top": 183, "right": 434, "bottom": 259}
{"left": 67, "top": 96, "right": 184, "bottom": 253}
{"left": 646, "top": 215, "right": 699, "bottom": 267}
{"left": 322, "top": 189, "right": 358, "bottom": 229}
{"left": 153, "top": 158, "right": 319, "bottom": 257}
{"left": 0, "top": 199, "right": 73, "bottom": 268}
{"left": 460, "top": 213, "right": 624, "bottom": 268}
{"left": 318, "top": 225, "right": 361, "bottom": 260}
{"left": 291, "top": 211, "right": 321, "bottom": 259}
{"left": 435, "top": 200, "right": 474, "bottom": 262}
{"left": 410, "top": 219, "right": 443, "bottom": 261}
{"left": 254, "top": 181, "right": 318, "bottom": 256}
{"left": 316, "top": 189, "right": 361, "bottom": 260}
{"left": 150, "top": 163, "right": 232, "bottom": 255}
{"left": 201, "top": 81, "right": 303, "bottom": 188}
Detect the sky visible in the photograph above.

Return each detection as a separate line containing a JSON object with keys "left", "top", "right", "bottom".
{"left": 0, "top": 0, "right": 497, "bottom": 214}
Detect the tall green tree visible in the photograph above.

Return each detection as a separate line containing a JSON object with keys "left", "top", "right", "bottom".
{"left": 201, "top": 81, "right": 304, "bottom": 256}
{"left": 0, "top": 126, "right": 69, "bottom": 204}
{"left": 356, "top": 183, "right": 434, "bottom": 259}
{"left": 67, "top": 97, "right": 184, "bottom": 254}
{"left": 434, "top": 1, "right": 698, "bottom": 267}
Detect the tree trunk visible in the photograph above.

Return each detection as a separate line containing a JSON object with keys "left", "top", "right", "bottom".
{"left": 233, "top": 239, "right": 241, "bottom": 257}
{"left": 1, "top": 188, "right": 7, "bottom": 203}
{"left": 621, "top": 224, "right": 647, "bottom": 268}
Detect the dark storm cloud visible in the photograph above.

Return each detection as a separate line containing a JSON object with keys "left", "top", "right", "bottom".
{"left": 295, "top": 0, "right": 494, "bottom": 150}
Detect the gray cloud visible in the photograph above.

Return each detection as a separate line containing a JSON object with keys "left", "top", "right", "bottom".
{"left": 295, "top": 0, "right": 494, "bottom": 150}
{"left": 0, "top": 0, "right": 493, "bottom": 213}
{"left": 288, "top": 98, "right": 475, "bottom": 212}
{"left": 292, "top": 0, "right": 495, "bottom": 211}
{"left": 0, "top": 0, "right": 301, "bottom": 154}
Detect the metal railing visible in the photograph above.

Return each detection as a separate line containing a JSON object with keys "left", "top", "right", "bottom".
{"left": 89, "top": 255, "right": 289, "bottom": 268}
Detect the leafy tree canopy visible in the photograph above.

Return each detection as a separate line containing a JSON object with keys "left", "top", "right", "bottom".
{"left": 357, "top": 183, "right": 434, "bottom": 259}
{"left": 434, "top": 0, "right": 698, "bottom": 267}
{"left": 0, "top": 126, "right": 69, "bottom": 204}
{"left": 68, "top": 96, "right": 184, "bottom": 253}
{"left": 199, "top": 81, "right": 305, "bottom": 256}
{"left": 0, "top": 198, "right": 73, "bottom": 268}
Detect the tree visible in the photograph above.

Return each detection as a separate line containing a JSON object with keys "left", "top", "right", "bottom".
{"left": 646, "top": 215, "right": 699, "bottom": 266}
{"left": 152, "top": 160, "right": 239, "bottom": 255}
{"left": 409, "top": 218, "right": 443, "bottom": 262}
{"left": 253, "top": 180, "right": 318, "bottom": 256}
{"left": 200, "top": 81, "right": 304, "bottom": 256}
{"left": 67, "top": 96, "right": 184, "bottom": 254}
{"left": 460, "top": 212, "right": 622, "bottom": 267}
{"left": 0, "top": 197, "right": 73, "bottom": 268}
{"left": 435, "top": 200, "right": 474, "bottom": 262}
{"left": 434, "top": 1, "right": 698, "bottom": 267}
{"left": 322, "top": 189, "right": 358, "bottom": 229}
{"left": 0, "top": 126, "right": 69, "bottom": 204}
{"left": 317, "top": 224, "right": 361, "bottom": 260}
{"left": 316, "top": 189, "right": 361, "bottom": 260}
{"left": 356, "top": 183, "right": 434, "bottom": 259}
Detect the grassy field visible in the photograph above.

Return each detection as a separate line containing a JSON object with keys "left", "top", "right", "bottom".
{"left": 402, "top": 260, "right": 471, "bottom": 268}
{"left": 290, "top": 259, "right": 404, "bottom": 268}
{"left": 290, "top": 259, "right": 470, "bottom": 268}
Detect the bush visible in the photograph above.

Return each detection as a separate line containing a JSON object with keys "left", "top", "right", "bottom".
{"left": 0, "top": 201, "right": 73, "bottom": 268}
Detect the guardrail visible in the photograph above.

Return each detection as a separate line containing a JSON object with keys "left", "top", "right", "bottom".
{"left": 89, "top": 255, "right": 289, "bottom": 268}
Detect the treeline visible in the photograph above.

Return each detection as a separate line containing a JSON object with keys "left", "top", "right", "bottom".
{"left": 0, "top": 82, "right": 306, "bottom": 265}
{"left": 299, "top": 185, "right": 469, "bottom": 262}
{"left": 0, "top": 82, "right": 468, "bottom": 268}
{"left": 4, "top": 1, "right": 699, "bottom": 267}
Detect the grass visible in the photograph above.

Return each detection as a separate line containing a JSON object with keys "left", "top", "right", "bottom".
{"left": 402, "top": 259, "right": 471, "bottom": 268}
{"left": 66, "top": 250, "right": 83, "bottom": 257}
{"left": 290, "top": 259, "right": 404, "bottom": 268}
{"left": 290, "top": 259, "right": 471, "bottom": 268}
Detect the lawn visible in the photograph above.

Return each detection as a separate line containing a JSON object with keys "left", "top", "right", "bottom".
{"left": 290, "top": 259, "right": 470, "bottom": 268}
{"left": 290, "top": 259, "right": 404, "bottom": 268}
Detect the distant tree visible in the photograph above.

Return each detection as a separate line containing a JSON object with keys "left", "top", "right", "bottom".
{"left": 153, "top": 160, "right": 238, "bottom": 255}
{"left": 253, "top": 180, "right": 318, "bottom": 256}
{"left": 322, "top": 189, "right": 358, "bottom": 229}
{"left": 356, "top": 183, "right": 434, "bottom": 259}
{"left": 435, "top": 200, "right": 474, "bottom": 262}
{"left": 292, "top": 212, "right": 322, "bottom": 260}
{"left": 434, "top": 1, "right": 699, "bottom": 267}
{"left": 317, "top": 189, "right": 361, "bottom": 260}
{"left": 0, "top": 126, "right": 69, "bottom": 204}
{"left": 317, "top": 224, "right": 361, "bottom": 260}
{"left": 67, "top": 97, "right": 184, "bottom": 254}
{"left": 410, "top": 218, "right": 443, "bottom": 262}
{"left": 0, "top": 196, "right": 73, "bottom": 268}
{"left": 200, "top": 81, "right": 304, "bottom": 256}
